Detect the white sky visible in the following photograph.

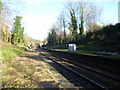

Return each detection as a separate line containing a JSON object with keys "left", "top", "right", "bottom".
{"left": 22, "top": 13, "right": 56, "bottom": 41}
{"left": 20, "top": 0, "right": 64, "bottom": 41}
{"left": 6, "top": 0, "right": 119, "bottom": 41}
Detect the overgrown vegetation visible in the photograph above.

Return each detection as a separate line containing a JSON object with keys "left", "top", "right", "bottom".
{"left": 46, "top": 2, "right": 120, "bottom": 53}
{"left": 0, "top": 1, "right": 25, "bottom": 45}
{"left": 77, "top": 23, "right": 120, "bottom": 52}
{"left": 47, "top": 23, "right": 120, "bottom": 52}
{"left": 11, "top": 16, "right": 24, "bottom": 45}
{"left": 1, "top": 43, "right": 27, "bottom": 61}
{"left": 1, "top": 42, "right": 39, "bottom": 88}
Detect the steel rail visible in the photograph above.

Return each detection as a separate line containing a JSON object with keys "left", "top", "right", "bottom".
{"left": 52, "top": 55, "right": 120, "bottom": 82}
{"left": 40, "top": 51, "right": 108, "bottom": 89}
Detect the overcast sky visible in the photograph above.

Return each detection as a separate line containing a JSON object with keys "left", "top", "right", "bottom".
{"left": 5, "top": 0, "right": 119, "bottom": 41}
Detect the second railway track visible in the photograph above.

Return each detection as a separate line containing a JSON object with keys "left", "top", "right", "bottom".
{"left": 36, "top": 49, "right": 120, "bottom": 89}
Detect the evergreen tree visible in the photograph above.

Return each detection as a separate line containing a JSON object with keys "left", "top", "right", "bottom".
{"left": 68, "top": 8, "right": 78, "bottom": 42}
{"left": 79, "top": 10, "right": 84, "bottom": 39}
{"left": 47, "top": 27, "right": 58, "bottom": 46}
{"left": 63, "top": 19, "right": 66, "bottom": 43}
{"left": 19, "top": 27, "right": 24, "bottom": 43}
{"left": 12, "top": 16, "right": 24, "bottom": 45}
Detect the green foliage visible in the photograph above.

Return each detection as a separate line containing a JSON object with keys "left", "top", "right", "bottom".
{"left": 47, "top": 27, "right": 58, "bottom": 46}
{"left": 47, "top": 22, "right": 120, "bottom": 52}
{"left": 1, "top": 43, "right": 38, "bottom": 88}
{"left": 12, "top": 16, "right": 24, "bottom": 45}
{"left": 1, "top": 44, "right": 27, "bottom": 61}
{"left": 68, "top": 8, "right": 78, "bottom": 41}
{"left": 78, "top": 23, "right": 120, "bottom": 52}
{"left": 19, "top": 27, "right": 24, "bottom": 43}
{"left": 79, "top": 10, "right": 84, "bottom": 39}
{"left": 45, "top": 2, "right": 119, "bottom": 52}
{"left": 63, "top": 19, "right": 67, "bottom": 43}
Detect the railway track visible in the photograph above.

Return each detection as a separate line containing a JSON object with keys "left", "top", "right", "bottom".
{"left": 39, "top": 52, "right": 105, "bottom": 88}
{"left": 47, "top": 50, "right": 120, "bottom": 74}
{"left": 36, "top": 49, "right": 120, "bottom": 89}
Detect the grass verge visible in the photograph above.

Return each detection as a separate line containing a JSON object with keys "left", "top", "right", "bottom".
{"left": 1, "top": 42, "right": 39, "bottom": 88}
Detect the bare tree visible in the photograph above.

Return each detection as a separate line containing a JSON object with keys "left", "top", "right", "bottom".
{"left": 84, "top": 3, "right": 102, "bottom": 31}
{"left": 1, "top": 0, "right": 13, "bottom": 25}
{"left": 57, "top": 11, "right": 67, "bottom": 43}
{"left": 1, "top": 0, "right": 26, "bottom": 26}
{"left": 64, "top": 2, "right": 102, "bottom": 41}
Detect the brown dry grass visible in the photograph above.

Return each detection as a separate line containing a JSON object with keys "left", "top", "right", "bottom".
{"left": 2, "top": 50, "right": 59, "bottom": 88}
{"left": 2, "top": 51, "right": 39, "bottom": 88}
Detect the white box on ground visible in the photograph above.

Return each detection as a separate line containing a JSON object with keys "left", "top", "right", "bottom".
{"left": 69, "top": 44, "right": 76, "bottom": 51}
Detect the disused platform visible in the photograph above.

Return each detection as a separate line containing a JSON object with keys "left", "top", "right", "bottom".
{"left": 37, "top": 54, "right": 76, "bottom": 88}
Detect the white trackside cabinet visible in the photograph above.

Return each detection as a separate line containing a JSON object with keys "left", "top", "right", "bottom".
{"left": 69, "top": 44, "right": 76, "bottom": 51}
